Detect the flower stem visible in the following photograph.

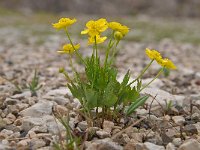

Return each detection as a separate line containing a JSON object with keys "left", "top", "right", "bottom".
{"left": 104, "top": 31, "right": 114, "bottom": 68}
{"left": 128, "top": 59, "right": 154, "bottom": 86}
{"left": 109, "top": 40, "right": 119, "bottom": 65}
{"left": 94, "top": 36, "right": 98, "bottom": 63}
{"left": 65, "top": 29, "right": 86, "bottom": 65}
{"left": 139, "top": 68, "right": 163, "bottom": 92}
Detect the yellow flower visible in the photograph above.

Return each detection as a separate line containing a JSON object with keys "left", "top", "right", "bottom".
{"left": 145, "top": 48, "right": 162, "bottom": 61}
{"left": 88, "top": 35, "right": 107, "bottom": 45}
{"left": 158, "top": 58, "right": 177, "bottom": 70}
{"left": 81, "top": 18, "right": 108, "bottom": 37}
{"left": 57, "top": 44, "right": 80, "bottom": 54}
{"left": 52, "top": 18, "right": 77, "bottom": 30}
{"left": 109, "top": 22, "right": 129, "bottom": 36}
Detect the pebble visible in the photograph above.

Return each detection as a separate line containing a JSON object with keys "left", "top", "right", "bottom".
{"left": 20, "top": 100, "right": 53, "bottom": 117}
{"left": 172, "top": 138, "right": 182, "bottom": 147}
{"left": 53, "top": 105, "right": 68, "bottom": 116}
{"left": 144, "top": 142, "right": 165, "bottom": 150}
{"left": 96, "top": 130, "right": 111, "bottom": 139}
{"left": 77, "top": 121, "right": 88, "bottom": 131}
{"left": 183, "top": 124, "right": 198, "bottom": 135}
{"left": 172, "top": 116, "right": 185, "bottom": 125}
{"left": 103, "top": 120, "right": 114, "bottom": 134}
{"left": 166, "top": 143, "right": 176, "bottom": 150}
{"left": 178, "top": 139, "right": 200, "bottom": 150}
{"left": 86, "top": 138, "right": 123, "bottom": 150}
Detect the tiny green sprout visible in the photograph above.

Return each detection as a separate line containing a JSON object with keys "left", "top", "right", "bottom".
{"left": 27, "top": 70, "right": 42, "bottom": 96}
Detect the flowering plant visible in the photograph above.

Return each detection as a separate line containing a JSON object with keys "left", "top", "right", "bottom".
{"left": 52, "top": 18, "right": 176, "bottom": 126}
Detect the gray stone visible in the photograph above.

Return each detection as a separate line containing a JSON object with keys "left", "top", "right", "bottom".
{"left": 44, "top": 88, "right": 71, "bottom": 97}
{"left": 29, "top": 138, "right": 46, "bottom": 149}
{"left": 103, "top": 120, "right": 114, "bottom": 134}
{"left": 3, "top": 98, "right": 20, "bottom": 105}
{"left": 77, "top": 121, "right": 88, "bottom": 131}
{"left": 141, "top": 88, "right": 177, "bottom": 108}
{"left": 11, "top": 91, "right": 31, "bottom": 99}
{"left": 166, "top": 143, "right": 176, "bottom": 150}
{"left": 172, "top": 116, "right": 185, "bottom": 125}
{"left": 86, "top": 138, "right": 123, "bottom": 150}
{"left": 0, "top": 117, "right": 6, "bottom": 129}
{"left": 178, "top": 139, "right": 200, "bottom": 150}
{"left": 144, "top": 142, "right": 165, "bottom": 150}
{"left": 96, "top": 130, "right": 111, "bottom": 139}
{"left": 173, "top": 138, "right": 182, "bottom": 147}
{"left": 20, "top": 100, "right": 53, "bottom": 117}
{"left": 45, "top": 115, "right": 65, "bottom": 134}
{"left": 183, "top": 124, "right": 198, "bottom": 135}
{"left": 21, "top": 117, "right": 46, "bottom": 132}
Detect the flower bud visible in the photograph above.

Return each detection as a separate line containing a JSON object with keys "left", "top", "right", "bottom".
{"left": 114, "top": 31, "right": 123, "bottom": 41}
{"left": 59, "top": 67, "right": 65, "bottom": 73}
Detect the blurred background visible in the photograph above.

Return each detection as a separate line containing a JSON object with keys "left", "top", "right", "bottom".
{"left": 0, "top": 0, "right": 200, "bottom": 82}
{"left": 1, "top": 0, "right": 200, "bottom": 17}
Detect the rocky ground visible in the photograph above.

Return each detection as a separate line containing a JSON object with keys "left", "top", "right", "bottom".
{"left": 0, "top": 13, "right": 200, "bottom": 150}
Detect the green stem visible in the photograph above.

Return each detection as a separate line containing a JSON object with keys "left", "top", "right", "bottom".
{"left": 109, "top": 40, "right": 119, "bottom": 65}
{"left": 94, "top": 36, "right": 98, "bottom": 63}
{"left": 139, "top": 68, "right": 163, "bottom": 92}
{"left": 104, "top": 31, "right": 114, "bottom": 68}
{"left": 128, "top": 59, "right": 154, "bottom": 86}
{"left": 65, "top": 28, "right": 86, "bottom": 65}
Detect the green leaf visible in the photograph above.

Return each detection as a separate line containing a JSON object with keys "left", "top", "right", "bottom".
{"left": 126, "top": 95, "right": 149, "bottom": 116}
{"left": 103, "top": 81, "right": 118, "bottom": 107}
{"left": 85, "top": 88, "right": 98, "bottom": 109}
{"left": 121, "top": 70, "right": 130, "bottom": 87}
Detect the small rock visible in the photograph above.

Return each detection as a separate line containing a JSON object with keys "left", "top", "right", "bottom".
{"left": 183, "top": 124, "right": 198, "bottom": 135}
{"left": 6, "top": 113, "right": 16, "bottom": 124}
{"left": 103, "top": 120, "right": 114, "bottom": 134}
{"left": 1, "top": 129, "right": 13, "bottom": 137}
{"left": 21, "top": 116, "right": 46, "bottom": 132}
{"left": 16, "top": 103, "right": 29, "bottom": 111}
{"left": 29, "top": 138, "right": 46, "bottom": 149}
{"left": 178, "top": 139, "right": 200, "bottom": 150}
{"left": 96, "top": 130, "right": 111, "bottom": 139}
{"left": 0, "top": 117, "right": 6, "bottom": 129}
{"left": 29, "top": 125, "right": 48, "bottom": 133}
{"left": 166, "top": 143, "right": 176, "bottom": 150}
{"left": 195, "top": 72, "right": 200, "bottom": 80}
{"left": 144, "top": 142, "right": 165, "bottom": 150}
{"left": 77, "top": 121, "right": 88, "bottom": 131}
{"left": 53, "top": 105, "right": 68, "bottom": 116}
{"left": 3, "top": 98, "right": 19, "bottom": 105}
{"left": 191, "top": 113, "right": 200, "bottom": 121}
{"left": 172, "top": 116, "right": 185, "bottom": 125}
{"left": 141, "top": 88, "right": 176, "bottom": 108}
{"left": 86, "top": 138, "right": 123, "bottom": 150}
{"left": 17, "top": 139, "right": 31, "bottom": 149}
{"left": 136, "top": 109, "right": 148, "bottom": 116}
{"left": 27, "top": 131, "right": 37, "bottom": 138}
{"left": 11, "top": 91, "right": 31, "bottom": 99}
{"left": 20, "top": 100, "right": 53, "bottom": 117}
{"left": 172, "top": 138, "right": 182, "bottom": 147}
{"left": 45, "top": 88, "right": 71, "bottom": 97}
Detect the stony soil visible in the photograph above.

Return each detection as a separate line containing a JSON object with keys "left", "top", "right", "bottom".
{"left": 0, "top": 15, "right": 200, "bottom": 150}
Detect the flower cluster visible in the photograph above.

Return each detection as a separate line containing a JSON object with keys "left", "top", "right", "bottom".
{"left": 80, "top": 18, "right": 129, "bottom": 45}
{"left": 52, "top": 17, "right": 177, "bottom": 128}
{"left": 146, "top": 48, "right": 176, "bottom": 70}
